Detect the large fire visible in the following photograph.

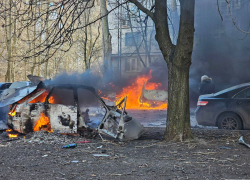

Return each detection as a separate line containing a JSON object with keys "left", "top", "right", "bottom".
{"left": 29, "top": 91, "right": 55, "bottom": 104}
{"left": 34, "top": 113, "right": 53, "bottom": 132}
{"left": 102, "top": 70, "right": 168, "bottom": 110}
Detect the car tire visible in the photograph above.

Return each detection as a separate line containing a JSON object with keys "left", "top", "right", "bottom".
{"left": 218, "top": 113, "right": 243, "bottom": 130}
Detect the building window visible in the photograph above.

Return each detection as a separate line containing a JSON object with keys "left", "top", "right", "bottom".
{"left": 125, "top": 58, "right": 130, "bottom": 71}
{"left": 125, "top": 58, "right": 141, "bottom": 72}
{"left": 125, "top": 32, "right": 141, "bottom": 46}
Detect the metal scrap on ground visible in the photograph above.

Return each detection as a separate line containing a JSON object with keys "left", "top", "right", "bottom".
{"left": 239, "top": 136, "right": 250, "bottom": 148}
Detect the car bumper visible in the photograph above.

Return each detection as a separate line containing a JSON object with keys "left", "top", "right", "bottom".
{"left": 195, "top": 106, "right": 217, "bottom": 127}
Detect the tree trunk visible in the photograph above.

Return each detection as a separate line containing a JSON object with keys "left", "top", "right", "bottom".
{"left": 5, "top": 0, "right": 12, "bottom": 82}
{"left": 126, "top": 3, "right": 147, "bottom": 68}
{"left": 38, "top": 2, "right": 42, "bottom": 76}
{"left": 100, "top": 0, "right": 112, "bottom": 73}
{"left": 164, "top": 0, "right": 195, "bottom": 141}
{"left": 45, "top": 0, "right": 50, "bottom": 78}
{"left": 83, "top": 11, "right": 88, "bottom": 70}
{"left": 31, "top": 4, "right": 37, "bottom": 75}
{"left": 12, "top": 8, "right": 17, "bottom": 82}
{"left": 165, "top": 63, "right": 193, "bottom": 141}
{"left": 27, "top": 24, "right": 31, "bottom": 80}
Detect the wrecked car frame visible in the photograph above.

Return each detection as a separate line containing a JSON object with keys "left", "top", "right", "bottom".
{"left": 7, "top": 82, "right": 144, "bottom": 141}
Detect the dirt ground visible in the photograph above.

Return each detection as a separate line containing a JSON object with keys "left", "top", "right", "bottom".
{"left": 1, "top": 128, "right": 250, "bottom": 180}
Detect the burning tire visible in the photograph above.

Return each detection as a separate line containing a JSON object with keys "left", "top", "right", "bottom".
{"left": 218, "top": 113, "right": 243, "bottom": 130}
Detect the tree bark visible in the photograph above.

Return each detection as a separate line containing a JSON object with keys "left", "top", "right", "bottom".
{"left": 5, "top": 0, "right": 12, "bottom": 82}
{"left": 100, "top": 0, "right": 112, "bottom": 73}
{"left": 11, "top": 16, "right": 16, "bottom": 82}
{"left": 83, "top": 10, "right": 89, "bottom": 70}
{"left": 31, "top": 4, "right": 37, "bottom": 75}
{"left": 45, "top": 0, "right": 50, "bottom": 79}
{"left": 164, "top": 0, "right": 195, "bottom": 141}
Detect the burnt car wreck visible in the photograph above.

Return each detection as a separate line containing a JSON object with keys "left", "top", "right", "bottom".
{"left": 4, "top": 81, "right": 145, "bottom": 141}
{"left": 139, "top": 83, "right": 168, "bottom": 107}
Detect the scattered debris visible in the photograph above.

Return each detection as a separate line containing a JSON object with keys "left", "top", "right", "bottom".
{"left": 148, "top": 122, "right": 163, "bottom": 126}
{"left": 71, "top": 161, "right": 79, "bottom": 163}
{"left": 101, "top": 149, "right": 107, "bottom": 153}
{"left": 239, "top": 136, "right": 250, "bottom": 148}
{"left": 220, "top": 147, "right": 232, "bottom": 149}
{"left": 62, "top": 143, "right": 77, "bottom": 148}
{"left": 139, "top": 163, "right": 149, "bottom": 168}
{"left": 93, "top": 154, "right": 110, "bottom": 157}
{"left": 76, "top": 140, "right": 90, "bottom": 143}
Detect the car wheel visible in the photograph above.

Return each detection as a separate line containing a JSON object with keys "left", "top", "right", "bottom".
{"left": 218, "top": 113, "right": 243, "bottom": 130}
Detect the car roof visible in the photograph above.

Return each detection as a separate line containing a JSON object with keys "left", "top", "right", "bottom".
{"left": 215, "top": 83, "right": 250, "bottom": 96}
{"left": 47, "top": 83, "right": 96, "bottom": 93}
{"left": 0, "top": 82, "right": 11, "bottom": 86}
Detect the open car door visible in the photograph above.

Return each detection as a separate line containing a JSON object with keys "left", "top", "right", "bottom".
{"left": 98, "top": 96, "right": 145, "bottom": 140}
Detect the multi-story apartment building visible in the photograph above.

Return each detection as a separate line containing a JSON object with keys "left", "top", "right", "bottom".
{"left": 107, "top": 0, "right": 167, "bottom": 79}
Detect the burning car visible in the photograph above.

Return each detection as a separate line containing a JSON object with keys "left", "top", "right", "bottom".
{"left": 6, "top": 81, "right": 145, "bottom": 141}
{"left": 139, "top": 83, "right": 168, "bottom": 108}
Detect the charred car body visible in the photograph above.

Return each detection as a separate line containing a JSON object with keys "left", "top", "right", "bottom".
{"left": 196, "top": 83, "right": 250, "bottom": 130}
{"left": 139, "top": 83, "right": 168, "bottom": 107}
{"left": 6, "top": 81, "right": 144, "bottom": 141}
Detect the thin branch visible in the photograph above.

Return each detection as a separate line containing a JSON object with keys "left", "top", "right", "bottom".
{"left": 217, "top": 0, "right": 223, "bottom": 21}
{"left": 226, "top": 0, "right": 250, "bottom": 34}
{"left": 128, "top": 0, "right": 154, "bottom": 21}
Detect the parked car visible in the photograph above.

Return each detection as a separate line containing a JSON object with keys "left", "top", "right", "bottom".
{"left": 0, "top": 82, "right": 12, "bottom": 95}
{"left": 196, "top": 83, "right": 250, "bottom": 130}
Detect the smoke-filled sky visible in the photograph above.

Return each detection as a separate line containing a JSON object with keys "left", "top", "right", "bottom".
{"left": 191, "top": 0, "right": 250, "bottom": 91}
{"left": 188, "top": 0, "right": 250, "bottom": 105}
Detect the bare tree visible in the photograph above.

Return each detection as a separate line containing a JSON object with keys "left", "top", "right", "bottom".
{"left": 128, "top": 0, "right": 195, "bottom": 141}
{"left": 0, "top": 0, "right": 104, "bottom": 80}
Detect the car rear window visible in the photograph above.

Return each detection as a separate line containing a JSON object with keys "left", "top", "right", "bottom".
{"left": 234, "top": 87, "right": 250, "bottom": 99}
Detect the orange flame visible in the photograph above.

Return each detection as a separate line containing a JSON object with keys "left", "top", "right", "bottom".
{"left": 111, "top": 70, "right": 167, "bottom": 110}
{"left": 29, "top": 91, "right": 55, "bottom": 104}
{"left": 6, "top": 129, "right": 12, "bottom": 132}
{"left": 8, "top": 110, "right": 16, "bottom": 116}
{"left": 8, "top": 134, "right": 18, "bottom": 138}
{"left": 34, "top": 113, "right": 53, "bottom": 133}
{"left": 48, "top": 96, "right": 55, "bottom": 104}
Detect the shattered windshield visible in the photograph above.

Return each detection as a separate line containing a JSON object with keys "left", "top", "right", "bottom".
{"left": 48, "top": 88, "right": 75, "bottom": 106}
{"left": 77, "top": 88, "right": 106, "bottom": 128}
